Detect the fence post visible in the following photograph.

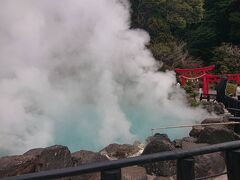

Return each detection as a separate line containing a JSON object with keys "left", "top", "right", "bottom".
{"left": 177, "top": 157, "right": 195, "bottom": 180}
{"left": 101, "top": 168, "right": 121, "bottom": 180}
{"left": 226, "top": 149, "right": 240, "bottom": 180}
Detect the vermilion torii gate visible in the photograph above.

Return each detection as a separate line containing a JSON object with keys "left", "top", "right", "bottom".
{"left": 175, "top": 65, "right": 240, "bottom": 96}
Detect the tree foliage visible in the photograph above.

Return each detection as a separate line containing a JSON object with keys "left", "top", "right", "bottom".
{"left": 149, "top": 41, "right": 202, "bottom": 70}
{"left": 130, "top": 0, "right": 204, "bottom": 70}
{"left": 187, "top": 0, "right": 240, "bottom": 61}
{"left": 130, "top": 0, "right": 240, "bottom": 73}
{"left": 212, "top": 43, "right": 240, "bottom": 74}
{"left": 130, "top": 0, "right": 204, "bottom": 40}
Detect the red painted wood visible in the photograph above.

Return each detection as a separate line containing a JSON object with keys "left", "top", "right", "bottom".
{"left": 175, "top": 66, "right": 240, "bottom": 95}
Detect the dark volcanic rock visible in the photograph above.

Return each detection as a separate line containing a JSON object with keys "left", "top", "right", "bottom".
{"left": 197, "top": 126, "right": 240, "bottom": 144}
{"left": 142, "top": 135, "right": 176, "bottom": 176}
{"left": 195, "top": 153, "right": 225, "bottom": 178}
{"left": 72, "top": 150, "right": 108, "bottom": 165}
{"left": 201, "top": 117, "right": 228, "bottom": 124}
{"left": 100, "top": 143, "right": 140, "bottom": 159}
{"left": 34, "top": 145, "right": 72, "bottom": 172}
{"left": 122, "top": 166, "right": 147, "bottom": 180}
{"left": 173, "top": 139, "right": 182, "bottom": 148}
{"left": 189, "top": 116, "right": 234, "bottom": 139}
{"left": 201, "top": 101, "right": 225, "bottom": 115}
{"left": 173, "top": 137, "right": 197, "bottom": 148}
{"left": 182, "top": 142, "right": 225, "bottom": 178}
{"left": 182, "top": 137, "right": 197, "bottom": 143}
{"left": 0, "top": 155, "right": 37, "bottom": 178}
{"left": 201, "top": 117, "right": 234, "bottom": 130}
{"left": 23, "top": 148, "right": 44, "bottom": 156}
{"left": 72, "top": 150, "right": 109, "bottom": 180}
{"left": 146, "top": 133, "right": 171, "bottom": 144}
{"left": 189, "top": 126, "right": 204, "bottom": 138}
{"left": 181, "top": 141, "right": 208, "bottom": 149}
{"left": 0, "top": 145, "right": 72, "bottom": 178}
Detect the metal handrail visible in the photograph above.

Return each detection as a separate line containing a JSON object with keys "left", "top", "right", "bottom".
{"left": 2, "top": 140, "right": 240, "bottom": 180}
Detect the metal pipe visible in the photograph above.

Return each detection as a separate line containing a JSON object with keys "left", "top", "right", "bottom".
{"left": 151, "top": 121, "right": 240, "bottom": 131}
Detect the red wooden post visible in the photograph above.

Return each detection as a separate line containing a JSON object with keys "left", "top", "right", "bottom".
{"left": 181, "top": 77, "right": 185, "bottom": 87}
{"left": 203, "top": 74, "right": 208, "bottom": 95}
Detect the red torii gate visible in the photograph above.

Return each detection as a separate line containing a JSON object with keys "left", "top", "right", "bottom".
{"left": 175, "top": 65, "right": 240, "bottom": 95}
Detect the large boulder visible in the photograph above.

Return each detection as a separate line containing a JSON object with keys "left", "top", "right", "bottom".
{"left": 197, "top": 126, "right": 240, "bottom": 144}
{"left": 30, "top": 145, "right": 73, "bottom": 172}
{"left": 0, "top": 155, "right": 37, "bottom": 178}
{"left": 100, "top": 143, "right": 140, "bottom": 159}
{"left": 142, "top": 135, "right": 176, "bottom": 176}
{"left": 189, "top": 116, "right": 234, "bottom": 139}
{"left": 182, "top": 142, "right": 225, "bottom": 178}
{"left": 0, "top": 145, "right": 72, "bottom": 178}
{"left": 71, "top": 150, "right": 109, "bottom": 180}
{"left": 195, "top": 153, "right": 225, "bottom": 178}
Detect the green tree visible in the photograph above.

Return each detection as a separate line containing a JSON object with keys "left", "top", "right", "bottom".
{"left": 130, "top": 0, "right": 204, "bottom": 69}
{"left": 130, "top": 0, "right": 204, "bottom": 40}
{"left": 149, "top": 41, "right": 202, "bottom": 70}
{"left": 212, "top": 43, "right": 240, "bottom": 74}
{"left": 187, "top": 0, "right": 240, "bottom": 61}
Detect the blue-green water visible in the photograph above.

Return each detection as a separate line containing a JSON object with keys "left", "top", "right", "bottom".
{"left": 52, "top": 106, "right": 191, "bottom": 153}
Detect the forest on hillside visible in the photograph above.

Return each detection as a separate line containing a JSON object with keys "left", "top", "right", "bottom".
{"left": 130, "top": 0, "right": 240, "bottom": 73}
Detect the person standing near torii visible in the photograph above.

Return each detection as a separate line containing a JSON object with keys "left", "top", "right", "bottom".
{"left": 236, "top": 83, "right": 240, "bottom": 100}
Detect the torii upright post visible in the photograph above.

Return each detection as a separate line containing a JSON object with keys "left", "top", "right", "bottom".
{"left": 202, "top": 74, "right": 208, "bottom": 96}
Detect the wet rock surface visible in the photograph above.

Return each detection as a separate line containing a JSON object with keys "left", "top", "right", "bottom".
{"left": 100, "top": 143, "right": 140, "bottom": 159}
{"left": 34, "top": 145, "right": 73, "bottom": 172}
{"left": 0, "top": 155, "right": 37, "bottom": 178}
{"left": 194, "top": 152, "right": 225, "bottom": 178}
{"left": 197, "top": 126, "right": 240, "bottom": 144}
{"left": 181, "top": 142, "right": 225, "bottom": 178}
{"left": 142, "top": 134, "right": 176, "bottom": 176}
{"left": 72, "top": 150, "right": 108, "bottom": 165}
{"left": 71, "top": 150, "right": 108, "bottom": 180}
{"left": 0, "top": 145, "right": 72, "bottom": 178}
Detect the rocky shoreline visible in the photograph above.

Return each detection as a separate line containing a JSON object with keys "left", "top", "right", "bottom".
{"left": 0, "top": 102, "right": 237, "bottom": 180}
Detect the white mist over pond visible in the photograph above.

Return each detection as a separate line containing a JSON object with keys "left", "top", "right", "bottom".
{"left": 0, "top": 0, "right": 209, "bottom": 155}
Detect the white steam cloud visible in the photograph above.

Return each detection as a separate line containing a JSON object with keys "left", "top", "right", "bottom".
{"left": 0, "top": 0, "right": 209, "bottom": 155}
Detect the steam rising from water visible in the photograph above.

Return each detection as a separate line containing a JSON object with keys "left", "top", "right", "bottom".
{"left": 0, "top": 0, "right": 208, "bottom": 155}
